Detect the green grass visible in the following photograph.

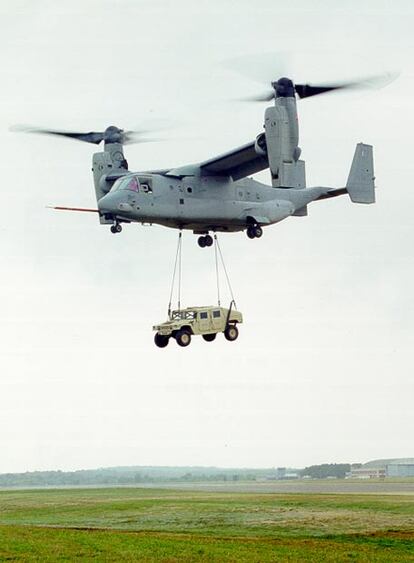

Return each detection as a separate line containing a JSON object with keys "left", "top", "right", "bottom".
{"left": 0, "top": 487, "right": 413, "bottom": 561}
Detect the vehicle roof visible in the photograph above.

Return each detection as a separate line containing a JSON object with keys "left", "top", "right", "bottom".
{"left": 173, "top": 305, "right": 227, "bottom": 311}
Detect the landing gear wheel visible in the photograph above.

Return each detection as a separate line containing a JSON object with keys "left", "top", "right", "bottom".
{"left": 154, "top": 333, "right": 169, "bottom": 348}
{"left": 202, "top": 333, "right": 216, "bottom": 342}
{"left": 198, "top": 236, "right": 207, "bottom": 248}
{"left": 176, "top": 330, "right": 192, "bottom": 347}
{"left": 111, "top": 223, "right": 122, "bottom": 234}
{"left": 253, "top": 225, "right": 263, "bottom": 238}
{"left": 204, "top": 234, "right": 213, "bottom": 247}
{"left": 246, "top": 225, "right": 262, "bottom": 239}
{"left": 224, "top": 325, "right": 239, "bottom": 341}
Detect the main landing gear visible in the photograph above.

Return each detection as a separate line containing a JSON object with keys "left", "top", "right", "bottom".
{"left": 246, "top": 225, "right": 263, "bottom": 239}
{"left": 110, "top": 222, "right": 122, "bottom": 234}
{"left": 197, "top": 234, "right": 213, "bottom": 248}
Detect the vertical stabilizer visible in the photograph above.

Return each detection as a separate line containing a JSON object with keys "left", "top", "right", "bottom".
{"left": 346, "top": 143, "right": 375, "bottom": 204}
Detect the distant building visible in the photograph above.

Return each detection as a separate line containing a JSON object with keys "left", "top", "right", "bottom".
{"left": 350, "top": 467, "right": 386, "bottom": 479}
{"left": 387, "top": 462, "right": 414, "bottom": 478}
{"left": 284, "top": 472, "right": 299, "bottom": 480}
{"left": 275, "top": 467, "right": 300, "bottom": 480}
{"left": 276, "top": 467, "right": 286, "bottom": 480}
{"left": 350, "top": 458, "right": 414, "bottom": 479}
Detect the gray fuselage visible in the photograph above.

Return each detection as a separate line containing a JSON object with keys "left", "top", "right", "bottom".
{"left": 98, "top": 172, "right": 327, "bottom": 233}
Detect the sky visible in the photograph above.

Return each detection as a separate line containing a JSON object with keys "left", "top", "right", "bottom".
{"left": 0, "top": 0, "right": 413, "bottom": 473}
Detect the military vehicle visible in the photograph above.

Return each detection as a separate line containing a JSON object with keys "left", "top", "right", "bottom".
{"left": 13, "top": 60, "right": 394, "bottom": 247}
{"left": 153, "top": 304, "right": 243, "bottom": 347}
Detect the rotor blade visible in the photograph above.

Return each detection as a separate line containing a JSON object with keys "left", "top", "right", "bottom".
{"left": 122, "top": 133, "right": 168, "bottom": 145}
{"left": 10, "top": 125, "right": 104, "bottom": 144}
{"left": 295, "top": 72, "right": 399, "bottom": 99}
{"left": 294, "top": 84, "right": 344, "bottom": 99}
{"left": 223, "top": 52, "right": 290, "bottom": 85}
{"left": 236, "top": 90, "right": 275, "bottom": 102}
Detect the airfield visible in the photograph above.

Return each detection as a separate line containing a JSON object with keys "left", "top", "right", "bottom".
{"left": 0, "top": 481, "right": 413, "bottom": 561}
{"left": 135, "top": 478, "right": 414, "bottom": 495}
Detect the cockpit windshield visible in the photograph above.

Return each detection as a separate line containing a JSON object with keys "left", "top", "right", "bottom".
{"left": 112, "top": 176, "right": 139, "bottom": 192}
{"left": 111, "top": 175, "right": 153, "bottom": 194}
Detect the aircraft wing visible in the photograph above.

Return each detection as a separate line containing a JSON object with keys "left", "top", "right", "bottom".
{"left": 199, "top": 141, "right": 269, "bottom": 180}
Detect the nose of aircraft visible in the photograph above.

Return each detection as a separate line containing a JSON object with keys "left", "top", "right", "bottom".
{"left": 98, "top": 192, "right": 133, "bottom": 214}
{"left": 98, "top": 192, "right": 115, "bottom": 213}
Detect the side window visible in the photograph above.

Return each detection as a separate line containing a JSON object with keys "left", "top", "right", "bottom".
{"left": 200, "top": 312, "right": 208, "bottom": 320}
{"left": 213, "top": 310, "right": 221, "bottom": 318}
{"left": 138, "top": 177, "right": 153, "bottom": 194}
{"left": 141, "top": 183, "right": 151, "bottom": 193}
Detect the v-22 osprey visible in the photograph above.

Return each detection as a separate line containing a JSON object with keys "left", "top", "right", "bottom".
{"left": 21, "top": 75, "right": 377, "bottom": 248}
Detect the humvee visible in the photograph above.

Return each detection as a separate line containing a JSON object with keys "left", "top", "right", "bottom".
{"left": 153, "top": 303, "right": 243, "bottom": 347}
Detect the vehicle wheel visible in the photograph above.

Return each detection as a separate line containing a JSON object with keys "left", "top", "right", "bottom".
{"left": 198, "top": 236, "right": 206, "bottom": 248}
{"left": 202, "top": 333, "right": 216, "bottom": 342}
{"left": 176, "top": 330, "right": 192, "bottom": 347}
{"left": 115, "top": 223, "right": 123, "bottom": 233}
{"left": 204, "top": 234, "right": 213, "bottom": 247}
{"left": 253, "top": 225, "right": 263, "bottom": 238}
{"left": 246, "top": 227, "right": 255, "bottom": 239}
{"left": 154, "top": 333, "right": 169, "bottom": 348}
{"left": 224, "top": 325, "right": 239, "bottom": 341}
{"left": 110, "top": 225, "right": 117, "bottom": 234}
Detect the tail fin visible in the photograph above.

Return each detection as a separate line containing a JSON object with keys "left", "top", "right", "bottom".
{"left": 346, "top": 143, "right": 375, "bottom": 204}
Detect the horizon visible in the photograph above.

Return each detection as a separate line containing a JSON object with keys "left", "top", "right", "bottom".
{"left": 2, "top": 457, "right": 412, "bottom": 476}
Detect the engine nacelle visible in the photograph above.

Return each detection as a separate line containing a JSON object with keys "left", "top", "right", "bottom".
{"left": 264, "top": 97, "right": 302, "bottom": 188}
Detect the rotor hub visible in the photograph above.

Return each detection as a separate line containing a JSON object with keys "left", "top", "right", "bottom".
{"left": 104, "top": 126, "right": 124, "bottom": 144}
{"left": 272, "top": 77, "right": 295, "bottom": 98}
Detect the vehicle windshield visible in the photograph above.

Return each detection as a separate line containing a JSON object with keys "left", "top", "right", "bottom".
{"left": 171, "top": 310, "right": 197, "bottom": 320}
{"left": 112, "top": 175, "right": 139, "bottom": 192}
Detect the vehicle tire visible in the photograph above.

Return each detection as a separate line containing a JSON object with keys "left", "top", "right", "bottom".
{"left": 198, "top": 236, "right": 206, "bottom": 248}
{"left": 204, "top": 234, "right": 213, "bottom": 247}
{"left": 176, "top": 330, "right": 192, "bottom": 347}
{"left": 202, "top": 333, "right": 216, "bottom": 342}
{"left": 154, "top": 333, "right": 169, "bottom": 348}
{"left": 224, "top": 325, "right": 239, "bottom": 341}
{"left": 115, "top": 223, "right": 123, "bottom": 233}
{"left": 110, "top": 225, "right": 117, "bottom": 234}
{"left": 253, "top": 225, "right": 263, "bottom": 238}
{"left": 246, "top": 227, "right": 255, "bottom": 239}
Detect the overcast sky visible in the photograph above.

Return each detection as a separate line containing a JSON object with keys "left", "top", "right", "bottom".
{"left": 0, "top": 0, "right": 413, "bottom": 473}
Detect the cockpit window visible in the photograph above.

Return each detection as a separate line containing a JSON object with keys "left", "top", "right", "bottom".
{"left": 125, "top": 177, "right": 139, "bottom": 192}
{"left": 112, "top": 176, "right": 139, "bottom": 192}
{"left": 112, "top": 175, "right": 153, "bottom": 194}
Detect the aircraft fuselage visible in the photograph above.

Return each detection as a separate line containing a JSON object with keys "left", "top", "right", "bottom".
{"left": 98, "top": 172, "right": 326, "bottom": 233}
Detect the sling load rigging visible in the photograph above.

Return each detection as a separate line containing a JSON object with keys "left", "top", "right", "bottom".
{"left": 153, "top": 232, "right": 243, "bottom": 348}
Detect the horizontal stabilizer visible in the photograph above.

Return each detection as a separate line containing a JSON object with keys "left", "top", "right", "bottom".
{"left": 346, "top": 143, "right": 375, "bottom": 204}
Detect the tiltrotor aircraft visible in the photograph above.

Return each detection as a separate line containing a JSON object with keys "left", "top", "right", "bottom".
{"left": 17, "top": 72, "right": 382, "bottom": 248}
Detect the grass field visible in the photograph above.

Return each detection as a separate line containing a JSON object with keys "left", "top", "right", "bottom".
{"left": 0, "top": 487, "right": 413, "bottom": 561}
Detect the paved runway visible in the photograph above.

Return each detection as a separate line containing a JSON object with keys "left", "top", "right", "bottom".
{"left": 143, "top": 480, "right": 414, "bottom": 495}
